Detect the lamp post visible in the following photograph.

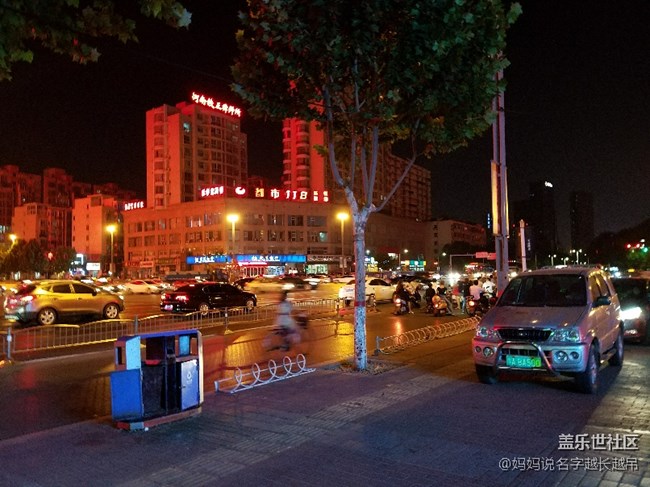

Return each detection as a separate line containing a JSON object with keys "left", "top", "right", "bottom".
{"left": 570, "top": 248, "right": 582, "bottom": 265}
{"left": 106, "top": 224, "right": 116, "bottom": 276}
{"left": 226, "top": 214, "right": 239, "bottom": 254}
{"left": 9, "top": 233, "right": 16, "bottom": 245}
{"left": 226, "top": 214, "right": 239, "bottom": 282}
{"left": 336, "top": 212, "right": 349, "bottom": 272}
{"left": 549, "top": 254, "right": 556, "bottom": 266}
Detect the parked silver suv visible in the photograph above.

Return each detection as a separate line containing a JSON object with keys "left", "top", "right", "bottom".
{"left": 472, "top": 267, "right": 624, "bottom": 394}
{"left": 4, "top": 280, "right": 125, "bottom": 326}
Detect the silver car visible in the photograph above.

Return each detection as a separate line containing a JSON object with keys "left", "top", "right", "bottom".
{"left": 472, "top": 267, "right": 624, "bottom": 394}
{"left": 4, "top": 280, "right": 125, "bottom": 326}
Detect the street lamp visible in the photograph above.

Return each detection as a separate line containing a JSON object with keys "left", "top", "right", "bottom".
{"left": 8, "top": 233, "right": 16, "bottom": 245}
{"left": 336, "top": 212, "right": 349, "bottom": 272}
{"left": 570, "top": 248, "right": 582, "bottom": 265}
{"left": 549, "top": 254, "right": 557, "bottom": 266}
{"left": 106, "top": 224, "right": 116, "bottom": 276}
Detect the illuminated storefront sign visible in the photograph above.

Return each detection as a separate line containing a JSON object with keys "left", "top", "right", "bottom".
{"left": 186, "top": 255, "right": 229, "bottom": 264}
{"left": 200, "top": 185, "right": 330, "bottom": 203}
{"left": 186, "top": 254, "right": 306, "bottom": 266}
{"left": 237, "top": 254, "right": 306, "bottom": 265}
{"left": 123, "top": 200, "right": 145, "bottom": 211}
{"left": 191, "top": 91, "right": 242, "bottom": 118}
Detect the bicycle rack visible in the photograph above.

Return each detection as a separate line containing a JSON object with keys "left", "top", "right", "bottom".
{"left": 214, "top": 354, "right": 316, "bottom": 394}
{"left": 373, "top": 316, "right": 480, "bottom": 355}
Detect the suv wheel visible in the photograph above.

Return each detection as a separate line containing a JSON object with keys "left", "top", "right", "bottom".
{"left": 37, "top": 307, "right": 57, "bottom": 326}
{"left": 244, "top": 299, "right": 255, "bottom": 312}
{"left": 103, "top": 303, "right": 120, "bottom": 320}
{"left": 575, "top": 344, "right": 599, "bottom": 394}
{"left": 608, "top": 328, "right": 624, "bottom": 366}
{"left": 475, "top": 364, "right": 499, "bottom": 385}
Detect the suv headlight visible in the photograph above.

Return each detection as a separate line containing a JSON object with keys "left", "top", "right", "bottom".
{"left": 475, "top": 325, "right": 499, "bottom": 340}
{"left": 621, "top": 306, "right": 642, "bottom": 321}
{"left": 550, "top": 327, "right": 581, "bottom": 343}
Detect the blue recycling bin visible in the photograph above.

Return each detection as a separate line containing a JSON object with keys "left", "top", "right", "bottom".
{"left": 110, "top": 330, "right": 203, "bottom": 430}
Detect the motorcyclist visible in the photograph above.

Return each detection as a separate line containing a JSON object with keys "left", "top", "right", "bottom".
{"left": 394, "top": 280, "right": 413, "bottom": 314}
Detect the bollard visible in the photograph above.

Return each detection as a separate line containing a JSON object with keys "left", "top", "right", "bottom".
{"left": 223, "top": 308, "right": 232, "bottom": 334}
{"left": 6, "top": 326, "right": 13, "bottom": 363}
{"left": 373, "top": 335, "right": 381, "bottom": 356}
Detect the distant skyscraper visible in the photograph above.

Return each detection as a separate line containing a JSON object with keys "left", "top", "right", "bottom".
{"left": 281, "top": 119, "right": 431, "bottom": 221}
{"left": 527, "top": 180, "right": 558, "bottom": 258}
{"left": 570, "top": 191, "right": 594, "bottom": 250}
{"left": 146, "top": 92, "right": 248, "bottom": 209}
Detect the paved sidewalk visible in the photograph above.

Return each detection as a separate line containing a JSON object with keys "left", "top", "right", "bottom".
{"left": 0, "top": 332, "right": 649, "bottom": 487}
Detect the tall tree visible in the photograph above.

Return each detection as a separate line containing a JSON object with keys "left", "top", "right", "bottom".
{"left": 0, "top": 0, "right": 191, "bottom": 81}
{"left": 233, "top": 0, "right": 520, "bottom": 369}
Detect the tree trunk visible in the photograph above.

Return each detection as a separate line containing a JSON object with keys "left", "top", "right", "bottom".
{"left": 351, "top": 208, "right": 370, "bottom": 370}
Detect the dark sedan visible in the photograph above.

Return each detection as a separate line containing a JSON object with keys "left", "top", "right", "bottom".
{"left": 160, "top": 282, "right": 257, "bottom": 315}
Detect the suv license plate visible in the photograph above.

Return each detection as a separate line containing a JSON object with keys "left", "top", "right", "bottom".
{"left": 164, "top": 304, "right": 174, "bottom": 311}
{"left": 506, "top": 355, "right": 542, "bottom": 368}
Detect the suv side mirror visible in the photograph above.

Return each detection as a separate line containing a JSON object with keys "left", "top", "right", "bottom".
{"left": 593, "top": 295, "right": 611, "bottom": 307}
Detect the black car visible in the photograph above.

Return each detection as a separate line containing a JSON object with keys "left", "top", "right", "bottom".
{"left": 160, "top": 282, "right": 257, "bottom": 315}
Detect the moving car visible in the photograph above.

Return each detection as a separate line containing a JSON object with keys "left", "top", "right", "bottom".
{"left": 338, "top": 277, "right": 396, "bottom": 305}
{"left": 246, "top": 276, "right": 312, "bottom": 293}
{"left": 4, "top": 280, "right": 125, "bottom": 326}
{"left": 472, "top": 267, "right": 624, "bottom": 394}
{"left": 613, "top": 276, "right": 650, "bottom": 344}
{"left": 160, "top": 282, "right": 257, "bottom": 315}
{"left": 119, "top": 280, "right": 160, "bottom": 294}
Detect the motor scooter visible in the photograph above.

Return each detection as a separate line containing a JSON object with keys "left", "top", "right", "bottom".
{"left": 393, "top": 293, "right": 410, "bottom": 315}
{"left": 428, "top": 294, "right": 450, "bottom": 316}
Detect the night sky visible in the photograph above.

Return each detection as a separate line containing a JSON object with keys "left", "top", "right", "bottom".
{"left": 0, "top": 1, "right": 648, "bottom": 248}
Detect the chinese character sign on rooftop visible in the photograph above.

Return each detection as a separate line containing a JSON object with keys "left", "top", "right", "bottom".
{"left": 191, "top": 92, "right": 242, "bottom": 118}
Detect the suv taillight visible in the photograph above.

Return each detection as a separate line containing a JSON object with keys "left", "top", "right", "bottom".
{"left": 176, "top": 294, "right": 189, "bottom": 302}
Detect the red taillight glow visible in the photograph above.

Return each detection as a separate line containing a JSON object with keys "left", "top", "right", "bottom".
{"left": 21, "top": 295, "right": 36, "bottom": 303}
{"left": 175, "top": 294, "right": 189, "bottom": 302}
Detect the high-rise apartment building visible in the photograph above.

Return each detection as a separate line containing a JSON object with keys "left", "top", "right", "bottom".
{"left": 570, "top": 191, "right": 594, "bottom": 250}
{"left": 281, "top": 119, "right": 432, "bottom": 221}
{"left": 527, "top": 180, "right": 558, "bottom": 258}
{"left": 146, "top": 92, "right": 248, "bottom": 210}
{"left": 0, "top": 165, "right": 42, "bottom": 235}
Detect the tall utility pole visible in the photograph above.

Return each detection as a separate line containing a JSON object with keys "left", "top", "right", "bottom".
{"left": 491, "top": 70, "right": 509, "bottom": 294}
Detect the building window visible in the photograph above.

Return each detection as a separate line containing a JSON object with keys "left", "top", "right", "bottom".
{"left": 243, "top": 230, "right": 264, "bottom": 242}
{"left": 267, "top": 230, "right": 284, "bottom": 242}
{"left": 205, "top": 230, "right": 222, "bottom": 242}
{"left": 288, "top": 215, "right": 304, "bottom": 226}
{"left": 288, "top": 231, "right": 304, "bottom": 242}
{"left": 268, "top": 214, "right": 284, "bottom": 226}
{"left": 308, "top": 231, "right": 327, "bottom": 243}
{"left": 307, "top": 215, "right": 326, "bottom": 227}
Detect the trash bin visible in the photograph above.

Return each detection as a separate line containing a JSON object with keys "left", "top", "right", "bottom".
{"left": 110, "top": 329, "right": 203, "bottom": 430}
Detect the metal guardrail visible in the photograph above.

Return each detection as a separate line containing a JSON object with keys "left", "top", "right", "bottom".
{"left": 0, "top": 298, "right": 339, "bottom": 361}
{"left": 215, "top": 354, "right": 315, "bottom": 393}
{"left": 373, "top": 316, "right": 480, "bottom": 355}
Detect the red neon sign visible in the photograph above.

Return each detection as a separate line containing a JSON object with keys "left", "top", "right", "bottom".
{"left": 191, "top": 92, "right": 242, "bottom": 118}
{"left": 200, "top": 185, "right": 329, "bottom": 203}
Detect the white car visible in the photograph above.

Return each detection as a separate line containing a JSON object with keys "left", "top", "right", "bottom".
{"left": 119, "top": 280, "right": 160, "bottom": 294}
{"left": 338, "top": 277, "right": 396, "bottom": 304}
